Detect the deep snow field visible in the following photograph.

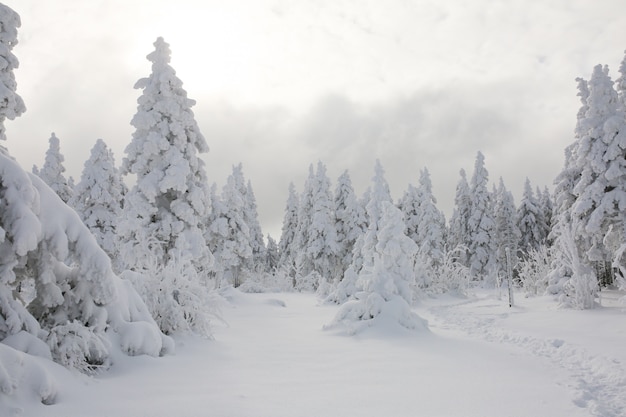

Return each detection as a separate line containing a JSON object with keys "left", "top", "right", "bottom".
{"left": 4, "top": 288, "right": 626, "bottom": 417}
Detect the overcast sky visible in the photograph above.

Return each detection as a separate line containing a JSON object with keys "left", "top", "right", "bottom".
{"left": 4, "top": 0, "right": 626, "bottom": 238}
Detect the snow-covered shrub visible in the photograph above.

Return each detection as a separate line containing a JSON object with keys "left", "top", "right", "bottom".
{"left": 295, "top": 271, "right": 319, "bottom": 293}
{"left": 517, "top": 245, "right": 552, "bottom": 297}
{"left": 123, "top": 254, "right": 216, "bottom": 337}
{"left": 429, "top": 247, "right": 471, "bottom": 295}
{"left": 46, "top": 321, "right": 109, "bottom": 374}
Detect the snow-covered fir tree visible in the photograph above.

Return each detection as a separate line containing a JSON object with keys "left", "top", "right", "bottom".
{"left": 119, "top": 37, "right": 213, "bottom": 334}
{"left": 538, "top": 186, "right": 554, "bottom": 245}
{"left": 278, "top": 182, "right": 299, "bottom": 281}
{"left": 326, "top": 202, "right": 427, "bottom": 334}
{"left": 265, "top": 234, "right": 279, "bottom": 273}
{"left": 448, "top": 168, "right": 472, "bottom": 265}
{"left": 467, "top": 152, "right": 497, "bottom": 279}
{"left": 352, "top": 159, "right": 392, "bottom": 275}
{"left": 333, "top": 170, "right": 366, "bottom": 280}
{"left": 0, "top": 3, "right": 24, "bottom": 148}
{"left": 294, "top": 161, "right": 338, "bottom": 287}
{"left": 517, "top": 178, "right": 545, "bottom": 255}
{"left": 328, "top": 160, "right": 392, "bottom": 304}
{"left": 493, "top": 177, "right": 520, "bottom": 276}
{"left": 413, "top": 168, "right": 446, "bottom": 288}
{"left": 34, "top": 133, "right": 74, "bottom": 203}
{"left": 210, "top": 165, "right": 253, "bottom": 287}
{"left": 69, "top": 139, "right": 126, "bottom": 272}
{"left": 245, "top": 179, "right": 266, "bottom": 272}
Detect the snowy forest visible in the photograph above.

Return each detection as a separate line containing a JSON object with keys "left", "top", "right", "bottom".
{"left": 1, "top": 3, "right": 626, "bottom": 414}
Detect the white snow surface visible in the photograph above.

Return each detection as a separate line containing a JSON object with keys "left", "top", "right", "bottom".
{"left": 5, "top": 288, "right": 626, "bottom": 417}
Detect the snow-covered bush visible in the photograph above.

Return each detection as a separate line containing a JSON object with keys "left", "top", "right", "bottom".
{"left": 517, "top": 245, "right": 552, "bottom": 297}
{"left": 429, "top": 247, "right": 471, "bottom": 295}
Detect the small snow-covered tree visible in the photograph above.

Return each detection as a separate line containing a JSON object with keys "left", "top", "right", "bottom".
{"left": 34, "top": 133, "right": 74, "bottom": 203}
{"left": 325, "top": 202, "right": 427, "bottom": 335}
{"left": 119, "top": 37, "right": 213, "bottom": 334}
{"left": 70, "top": 139, "right": 126, "bottom": 271}
{"left": 467, "top": 152, "right": 497, "bottom": 280}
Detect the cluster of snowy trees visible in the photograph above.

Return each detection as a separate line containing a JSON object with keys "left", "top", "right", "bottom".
{"left": 0, "top": 4, "right": 173, "bottom": 404}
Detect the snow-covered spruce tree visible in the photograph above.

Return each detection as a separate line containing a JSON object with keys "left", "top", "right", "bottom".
{"left": 245, "top": 180, "right": 266, "bottom": 272}
{"left": 0, "top": 3, "right": 24, "bottom": 148}
{"left": 265, "top": 234, "right": 279, "bottom": 273}
{"left": 516, "top": 178, "right": 545, "bottom": 255}
{"left": 333, "top": 170, "right": 366, "bottom": 281}
{"left": 327, "top": 160, "right": 392, "bottom": 304}
{"left": 413, "top": 168, "right": 446, "bottom": 289}
{"left": 447, "top": 168, "right": 472, "bottom": 266}
{"left": 325, "top": 202, "right": 427, "bottom": 335}
{"left": 548, "top": 78, "right": 590, "bottom": 296}
{"left": 0, "top": 7, "right": 171, "bottom": 400}
{"left": 467, "top": 151, "right": 497, "bottom": 281}
{"left": 33, "top": 133, "right": 74, "bottom": 203}
{"left": 119, "top": 37, "right": 214, "bottom": 334}
{"left": 293, "top": 161, "right": 338, "bottom": 289}
{"left": 570, "top": 64, "right": 623, "bottom": 286}
{"left": 277, "top": 182, "right": 299, "bottom": 285}
{"left": 538, "top": 186, "right": 554, "bottom": 245}
{"left": 69, "top": 139, "right": 126, "bottom": 272}
{"left": 493, "top": 177, "right": 520, "bottom": 278}
{"left": 209, "top": 164, "right": 253, "bottom": 288}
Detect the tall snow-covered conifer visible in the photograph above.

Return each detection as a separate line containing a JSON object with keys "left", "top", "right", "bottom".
{"left": 493, "top": 178, "right": 520, "bottom": 275}
{"left": 334, "top": 170, "right": 366, "bottom": 280}
{"left": 0, "top": 4, "right": 24, "bottom": 147}
{"left": 448, "top": 169, "right": 472, "bottom": 265}
{"left": 119, "top": 37, "right": 213, "bottom": 334}
{"left": 467, "top": 152, "right": 497, "bottom": 279}
{"left": 278, "top": 182, "right": 299, "bottom": 280}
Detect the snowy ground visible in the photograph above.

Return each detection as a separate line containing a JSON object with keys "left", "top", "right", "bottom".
{"left": 6, "top": 288, "right": 626, "bottom": 417}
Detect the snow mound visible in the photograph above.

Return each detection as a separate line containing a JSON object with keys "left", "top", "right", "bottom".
{"left": 0, "top": 343, "right": 58, "bottom": 409}
{"left": 324, "top": 294, "right": 429, "bottom": 336}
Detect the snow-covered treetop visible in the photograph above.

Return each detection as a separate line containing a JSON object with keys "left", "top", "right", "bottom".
{"left": 123, "top": 37, "right": 208, "bottom": 178}
{"left": 0, "top": 3, "right": 26, "bottom": 144}
{"left": 36, "top": 133, "right": 74, "bottom": 203}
